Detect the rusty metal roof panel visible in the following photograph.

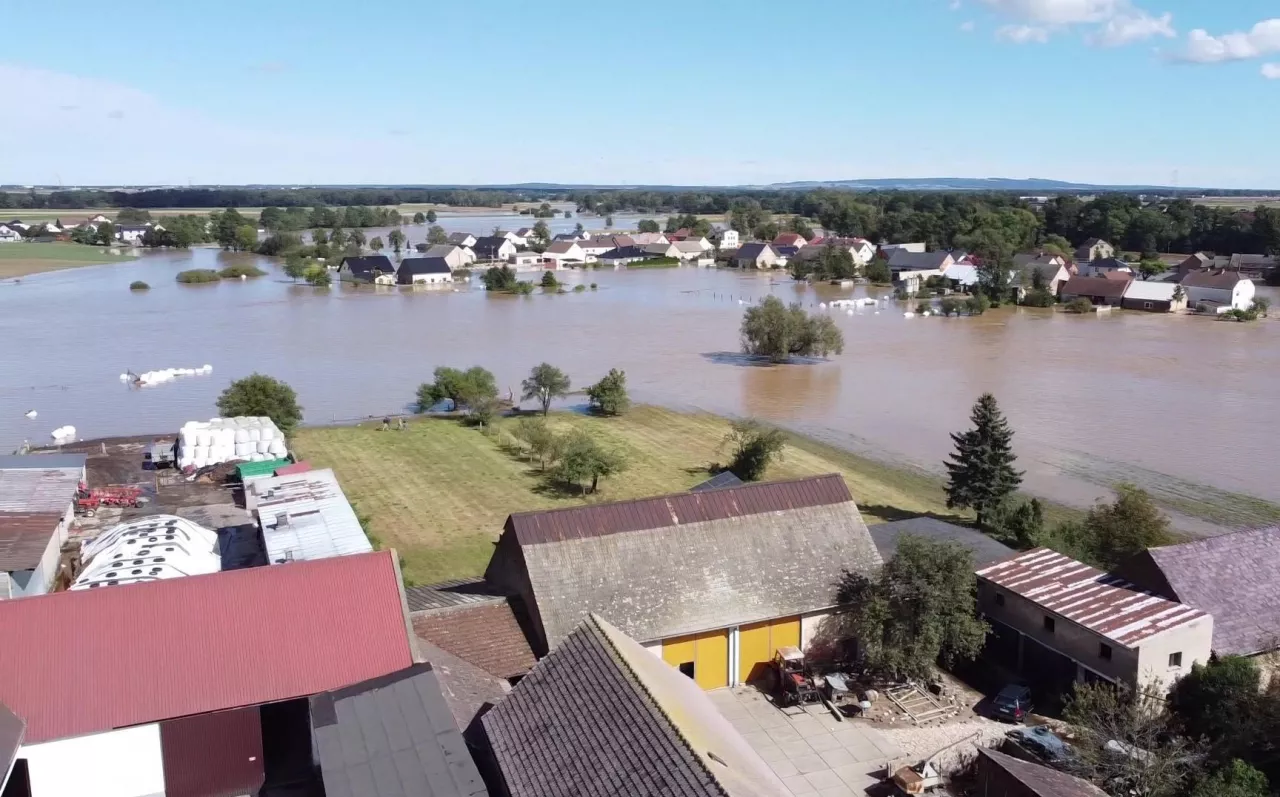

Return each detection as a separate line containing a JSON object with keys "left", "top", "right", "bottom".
{"left": 0, "top": 467, "right": 81, "bottom": 514}
{"left": 0, "top": 512, "right": 63, "bottom": 571}
{"left": 508, "top": 473, "right": 853, "bottom": 545}
{"left": 977, "top": 548, "right": 1208, "bottom": 648}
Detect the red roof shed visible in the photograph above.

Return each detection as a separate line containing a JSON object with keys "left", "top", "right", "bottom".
{"left": 0, "top": 550, "right": 417, "bottom": 744}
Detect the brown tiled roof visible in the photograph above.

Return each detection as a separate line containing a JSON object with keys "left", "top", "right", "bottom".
{"left": 1100, "top": 269, "right": 1133, "bottom": 281}
{"left": 412, "top": 600, "right": 537, "bottom": 680}
{"left": 0, "top": 512, "right": 62, "bottom": 571}
{"left": 507, "top": 472, "right": 852, "bottom": 546}
{"left": 1182, "top": 268, "right": 1249, "bottom": 290}
{"left": 977, "top": 548, "right": 1208, "bottom": 648}
{"left": 1138, "top": 527, "right": 1280, "bottom": 656}
{"left": 1061, "top": 275, "right": 1131, "bottom": 298}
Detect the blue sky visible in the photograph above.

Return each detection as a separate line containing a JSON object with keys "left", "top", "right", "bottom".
{"left": 3, "top": 0, "right": 1279, "bottom": 188}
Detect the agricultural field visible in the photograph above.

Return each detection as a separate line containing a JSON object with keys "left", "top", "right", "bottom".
{"left": 0, "top": 242, "right": 137, "bottom": 278}
{"left": 291, "top": 405, "right": 1077, "bottom": 585}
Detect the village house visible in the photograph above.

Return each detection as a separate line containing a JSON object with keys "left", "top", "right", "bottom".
{"left": 422, "top": 243, "right": 475, "bottom": 268}
{"left": 0, "top": 224, "right": 21, "bottom": 243}
{"left": 733, "top": 242, "right": 781, "bottom": 269}
{"left": 774, "top": 245, "right": 801, "bottom": 263}
{"left": 1229, "top": 253, "right": 1277, "bottom": 279}
{"left": 514, "top": 226, "right": 536, "bottom": 243}
{"left": 1013, "top": 255, "right": 1070, "bottom": 295}
{"left": 0, "top": 551, "right": 422, "bottom": 797}
{"left": 886, "top": 250, "right": 954, "bottom": 294}
{"left": 1181, "top": 268, "right": 1257, "bottom": 312}
{"left": 448, "top": 231, "right": 478, "bottom": 248}
{"left": 542, "top": 240, "right": 588, "bottom": 266}
{"left": 4, "top": 220, "right": 29, "bottom": 232}
{"left": 500, "top": 230, "right": 526, "bottom": 247}
{"left": 338, "top": 255, "right": 396, "bottom": 284}
{"left": 508, "top": 250, "right": 544, "bottom": 268}
{"left": 0, "top": 454, "right": 86, "bottom": 599}
{"left": 481, "top": 614, "right": 790, "bottom": 797}
{"left": 975, "top": 747, "right": 1108, "bottom": 797}
{"left": 943, "top": 262, "right": 979, "bottom": 289}
{"left": 672, "top": 240, "right": 711, "bottom": 261}
{"left": 630, "top": 231, "right": 669, "bottom": 246}
{"left": 576, "top": 235, "right": 632, "bottom": 259}
{"left": 772, "top": 232, "right": 807, "bottom": 249}
{"left": 1074, "top": 238, "right": 1114, "bottom": 262}
{"left": 1120, "top": 279, "right": 1186, "bottom": 312}
{"left": 1059, "top": 274, "right": 1132, "bottom": 306}
{"left": 471, "top": 236, "right": 517, "bottom": 262}
{"left": 869, "top": 517, "right": 1014, "bottom": 569}
{"left": 976, "top": 548, "right": 1213, "bottom": 694}
{"left": 396, "top": 256, "right": 454, "bottom": 286}
{"left": 878, "top": 242, "right": 926, "bottom": 257}
{"left": 597, "top": 245, "right": 652, "bottom": 266}
{"left": 1075, "top": 256, "right": 1131, "bottom": 278}
{"left": 716, "top": 228, "right": 739, "bottom": 249}
{"left": 1117, "top": 527, "right": 1280, "bottom": 661}
{"left": 115, "top": 224, "right": 158, "bottom": 244}
{"left": 812, "top": 236, "right": 876, "bottom": 264}
{"left": 482, "top": 474, "right": 882, "bottom": 689}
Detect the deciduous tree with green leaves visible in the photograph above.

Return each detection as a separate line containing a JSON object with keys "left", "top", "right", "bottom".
{"left": 532, "top": 220, "right": 550, "bottom": 246}
{"left": 550, "top": 431, "right": 628, "bottom": 494}
{"left": 513, "top": 417, "right": 561, "bottom": 470}
{"left": 521, "top": 363, "right": 570, "bottom": 416}
{"left": 637, "top": 219, "right": 660, "bottom": 233}
{"left": 945, "top": 393, "right": 1022, "bottom": 529}
{"left": 216, "top": 374, "right": 303, "bottom": 436}
{"left": 740, "top": 296, "right": 844, "bottom": 362}
{"left": 1192, "top": 761, "right": 1269, "bottom": 797}
{"left": 426, "top": 225, "right": 448, "bottom": 245}
{"left": 426, "top": 209, "right": 437, "bottom": 223}
{"left": 412, "top": 211, "right": 425, "bottom": 224}
{"left": 586, "top": 369, "right": 629, "bottom": 416}
{"left": 1082, "top": 483, "right": 1175, "bottom": 569}
{"left": 415, "top": 366, "right": 498, "bottom": 414}
{"left": 387, "top": 229, "right": 405, "bottom": 253}
{"left": 721, "top": 420, "right": 786, "bottom": 481}
{"left": 369, "top": 236, "right": 384, "bottom": 253}
{"left": 838, "top": 536, "right": 988, "bottom": 681}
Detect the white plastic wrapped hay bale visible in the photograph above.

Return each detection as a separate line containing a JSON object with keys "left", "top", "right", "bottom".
{"left": 248, "top": 426, "right": 261, "bottom": 442}
{"left": 268, "top": 439, "right": 288, "bottom": 457}
{"left": 255, "top": 440, "right": 272, "bottom": 455}
{"left": 235, "top": 441, "right": 255, "bottom": 458}
{"left": 234, "top": 428, "right": 250, "bottom": 444}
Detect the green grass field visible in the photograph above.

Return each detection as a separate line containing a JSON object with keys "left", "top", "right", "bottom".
{"left": 0, "top": 242, "right": 138, "bottom": 278}
{"left": 291, "top": 406, "right": 1079, "bottom": 585}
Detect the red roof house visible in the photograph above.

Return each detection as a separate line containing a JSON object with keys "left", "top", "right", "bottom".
{"left": 0, "top": 550, "right": 418, "bottom": 744}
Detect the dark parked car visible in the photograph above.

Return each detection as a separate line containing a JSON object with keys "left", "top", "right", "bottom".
{"left": 992, "top": 684, "right": 1034, "bottom": 723}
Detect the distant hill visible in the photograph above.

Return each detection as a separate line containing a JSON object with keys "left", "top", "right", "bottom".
{"left": 762, "top": 177, "right": 1195, "bottom": 193}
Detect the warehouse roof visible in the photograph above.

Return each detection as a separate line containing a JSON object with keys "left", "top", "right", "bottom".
{"left": 870, "top": 517, "right": 1014, "bottom": 568}
{"left": 0, "top": 465, "right": 82, "bottom": 513}
{"left": 487, "top": 474, "right": 882, "bottom": 648}
{"left": 482, "top": 614, "right": 788, "bottom": 797}
{"left": 0, "top": 512, "right": 62, "bottom": 571}
{"left": 311, "top": 664, "right": 488, "bottom": 797}
{"left": 1127, "top": 527, "right": 1280, "bottom": 656}
{"left": 0, "top": 550, "right": 417, "bottom": 744}
{"left": 977, "top": 548, "right": 1208, "bottom": 648}
{"left": 412, "top": 600, "right": 537, "bottom": 680}
{"left": 247, "top": 468, "right": 373, "bottom": 564}
{"left": 977, "top": 747, "right": 1106, "bottom": 797}
{"left": 0, "top": 454, "right": 86, "bottom": 470}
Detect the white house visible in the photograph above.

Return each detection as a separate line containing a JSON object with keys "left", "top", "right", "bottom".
{"left": 598, "top": 246, "right": 652, "bottom": 266}
{"left": 472, "top": 236, "right": 517, "bottom": 261}
{"left": 1181, "top": 269, "right": 1257, "bottom": 313}
{"left": 577, "top": 237, "right": 627, "bottom": 259}
{"left": 339, "top": 255, "right": 397, "bottom": 285}
{"left": 643, "top": 242, "right": 681, "bottom": 259}
{"left": 421, "top": 244, "right": 474, "bottom": 269}
{"left": 543, "top": 240, "right": 589, "bottom": 266}
{"left": 717, "top": 229, "right": 739, "bottom": 250}
{"left": 509, "top": 250, "right": 544, "bottom": 268}
{"left": 0, "top": 224, "right": 21, "bottom": 243}
{"left": 115, "top": 225, "right": 152, "bottom": 244}
{"left": 631, "top": 232, "right": 670, "bottom": 247}
{"left": 671, "top": 241, "right": 709, "bottom": 261}
{"left": 1077, "top": 257, "right": 1132, "bottom": 278}
{"left": 734, "top": 242, "right": 781, "bottom": 269}
{"left": 88, "top": 214, "right": 111, "bottom": 224}
{"left": 447, "top": 232, "right": 478, "bottom": 248}
{"left": 879, "top": 242, "right": 926, "bottom": 256}
{"left": 396, "top": 257, "right": 453, "bottom": 286}
{"left": 500, "top": 230, "right": 526, "bottom": 247}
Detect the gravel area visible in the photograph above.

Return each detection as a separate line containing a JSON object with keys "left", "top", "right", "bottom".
{"left": 879, "top": 718, "right": 1009, "bottom": 773}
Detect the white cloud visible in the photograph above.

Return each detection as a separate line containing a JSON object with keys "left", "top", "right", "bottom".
{"left": 960, "top": 20, "right": 977, "bottom": 32}
{"left": 1180, "top": 19, "right": 1280, "bottom": 63}
{"left": 950, "top": 0, "right": 963, "bottom": 9}
{"left": 997, "top": 24, "right": 1051, "bottom": 43}
{"left": 981, "top": 0, "right": 1173, "bottom": 45}
{"left": 1263, "top": 63, "right": 1280, "bottom": 79}
{"left": 1086, "top": 10, "right": 1174, "bottom": 46}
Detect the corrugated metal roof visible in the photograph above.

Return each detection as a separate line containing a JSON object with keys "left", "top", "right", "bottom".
{"left": 0, "top": 467, "right": 81, "bottom": 514}
{"left": 0, "top": 512, "right": 62, "bottom": 571}
{"left": 0, "top": 550, "right": 416, "bottom": 744}
{"left": 0, "top": 454, "right": 87, "bottom": 470}
{"left": 161, "top": 708, "right": 264, "bottom": 797}
{"left": 0, "top": 702, "right": 23, "bottom": 785}
{"left": 977, "top": 548, "right": 1208, "bottom": 648}
{"left": 1122, "top": 280, "right": 1178, "bottom": 301}
{"left": 507, "top": 473, "right": 853, "bottom": 546}
{"left": 247, "top": 468, "right": 373, "bottom": 564}
{"left": 405, "top": 577, "right": 505, "bottom": 612}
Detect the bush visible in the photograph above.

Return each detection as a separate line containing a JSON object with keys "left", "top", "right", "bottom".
{"left": 722, "top": 420, "right": 786, "bottom": 481}
{"left": 1022, "top": 288, "right": 1056, "bottom": 307}
{"left": 512, "top": 281, "right": 535, "bottom": 295}
{"left": 218, "top": 264, "right": 267, "bottom": 279}
{"left": 175, "top": 269, "right": 221, "bottom": 284}
{"left": 540, "top": 270, "right": 559, "bottom": 288}
{"left": 939, "top": 297, "right": 962, "bottom": 316}
{"left": 573, "top": 284, "right": 586, "bottom": 293}
{"left": 964, "top": 293, "right": 990, "bottom": 315}
{"left": 586, "top": 369, "right": 630, "bottom": 416}
{"left": 453, "top": 268, "right": 471, "bottom": 279}
{"left": 627, "top": 257, "right": 680, "bottom": 268}
{"left": 129, "top": 280, "right": 150, "bottom": 291}
{"left": 216, "top": 373, "right": 303, "bottom": 436}
{"left": 915, "top": 301, "right": 931, "bottom": 315}
{"left": 589, "top": 282, "right": 598, "bottom": 290}
{"left": 1066, "top": 297, "right": 1095, "bottom": 314}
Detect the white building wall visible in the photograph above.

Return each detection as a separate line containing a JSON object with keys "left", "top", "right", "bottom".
{"left": 1135, "top": 615, "right": 1214, "bottom": 693}
{"left": 800, "top": 611, "right": 833, "bottom": 651}
{"left": 720, "top": 230, "right": 739, "bottom": 249}
{"left": 21, "top": 724, "right": 166, "bottom": 797}
{"left": 643, "top": 639, "right": 663, "bottom": 657}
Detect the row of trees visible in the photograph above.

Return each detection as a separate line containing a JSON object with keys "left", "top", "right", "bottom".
{"left": 258, "top": 204, "right": 402, "bottom": 232}
{"left": 3, "top": 187, "right": 518, "bottom": 211}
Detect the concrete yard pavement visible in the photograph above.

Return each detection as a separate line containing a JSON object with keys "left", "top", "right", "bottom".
{"left": 710, "top": 687, "right": 904, "bottom": 797}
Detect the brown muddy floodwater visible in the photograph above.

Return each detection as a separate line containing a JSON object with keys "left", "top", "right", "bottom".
{"left": 3, "top": 244, "right": 1278, "bottom": 532}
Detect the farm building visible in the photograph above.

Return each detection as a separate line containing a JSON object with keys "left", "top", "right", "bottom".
{"left": 0, "top": 454, "right": 85, "bottom": 599}
{"left": 245, "top": 467, "right": 373, "bottom": 565}
{"left": 397, "top": 256, "right": 454, "bottom": 286}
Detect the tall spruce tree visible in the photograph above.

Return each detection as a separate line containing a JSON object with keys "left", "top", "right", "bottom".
{"left": 945, "top": 393, "right": 1022, "bottom": 529}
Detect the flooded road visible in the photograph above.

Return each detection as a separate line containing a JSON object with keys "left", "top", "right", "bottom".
{"left": 3, "top": 242, "right": 1278, "bottom": 528}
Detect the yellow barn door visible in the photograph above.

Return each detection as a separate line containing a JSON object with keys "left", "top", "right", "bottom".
{"left": 662, "top": 630, "right": 729, "bottom": 689}
{"left": 737, "top": 616, "right": 801, "bottom": 685}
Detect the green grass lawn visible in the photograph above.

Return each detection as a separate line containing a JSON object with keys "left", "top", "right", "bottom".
{"left": 0, "top": 242, "right": 138, "bottom": 278}
{"left": 291, "top": 406, "right": 1078, "bottom": 585}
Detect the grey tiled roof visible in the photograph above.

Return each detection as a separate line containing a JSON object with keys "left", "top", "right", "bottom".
{"left": 1142, "top": 527, "right": 1280, "bottom": 656}
{"left": 310, "top": 664, "right": 488, "bottom": 797}
{"left": 417, "top": 640, "right": 510, "bottom": 733}
{"left": 482, "top": 615, "right": 787, "bottom": 797}
{"left": 869, "top": 517, "right": 1014, "bottom": 567}
{"left": 887, "top": 249, "right": 951, "bottom": 270}
{"left": 405, "top": 578, "right": 505, "bottom": 612}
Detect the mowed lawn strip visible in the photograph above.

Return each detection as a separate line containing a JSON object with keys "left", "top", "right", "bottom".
{"left": 292, "top": 405, "right": 1067, "bottom": 585}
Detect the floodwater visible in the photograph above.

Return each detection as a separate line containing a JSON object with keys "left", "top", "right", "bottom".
{"left": 3, "top": 227, "right": 1279, "bottom": 530}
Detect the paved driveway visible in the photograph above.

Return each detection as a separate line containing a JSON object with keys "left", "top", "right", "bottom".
{"left": 709, "top": 687, "right": 904, "bottom": 797}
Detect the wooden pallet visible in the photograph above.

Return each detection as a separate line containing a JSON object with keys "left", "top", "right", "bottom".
{"left": 885, "top": 684, "right": 954, "bottom": 725}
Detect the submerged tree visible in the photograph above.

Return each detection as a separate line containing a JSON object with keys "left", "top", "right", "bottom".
{"left": 216, "top": 374, "right": 303, "bottom": 436}
{"left": 740, "top": 296, "right": 844, "bottom": 362}
{"left": 415, "top": 366, "right": 498, "bottom": 414}
{"left": 944, "top": 393, "right": 1022, "bottom": 529}
{"left": 585, "top": 369, "right": 630, "bottom": 416}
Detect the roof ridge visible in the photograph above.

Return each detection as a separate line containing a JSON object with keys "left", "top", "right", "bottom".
{"left": 589, "top": 615, "right": 730, "bottom": 797}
